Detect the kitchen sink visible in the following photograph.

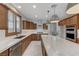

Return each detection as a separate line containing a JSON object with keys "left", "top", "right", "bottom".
{"left": 14, "top": 35, "right": 25, "bottom": 39}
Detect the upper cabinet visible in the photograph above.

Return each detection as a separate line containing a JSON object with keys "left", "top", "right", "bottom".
{"left": 22, "top": 20, "right": 37, "bottom": 29}
{"left": 58, "top": 14, "right": 78, "bottom": 27}
{"left": 43, "top": 24, "right": 48, "bottom": 30}
{"left": 0, "top": 4, "right": 21, "bottom": 36}
{"left": 0, "top": 4, "right": 7, "bottom": 29}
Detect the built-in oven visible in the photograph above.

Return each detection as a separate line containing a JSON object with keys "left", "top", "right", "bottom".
{"left": 66, "top": 26, "right": 77, "bottom": 42}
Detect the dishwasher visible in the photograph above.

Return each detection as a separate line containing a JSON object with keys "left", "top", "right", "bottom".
{"left": 9, "top": 42, "right": 22, "bottom": 56}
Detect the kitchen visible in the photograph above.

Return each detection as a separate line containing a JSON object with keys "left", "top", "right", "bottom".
{"left": 0, "top": 3, "right": 79, "bottom": 56}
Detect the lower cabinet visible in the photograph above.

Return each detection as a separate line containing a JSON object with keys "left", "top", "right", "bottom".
{"left": 0, "top": 50, "right": 9, "bottom": 56}
{"left": 0, "top": 34, "right": 41, "bottom": 56}
{"left": 21, "top": 34, "right": 41, "bottom": 54}
{"left": 21, "top": 35, "right": 31, "bottom": 54}
{"left": 8, "top": 42, "right": 22, "bottom": 56}
{"left": 31, "top": 34, "right": 41, "bottom": 41}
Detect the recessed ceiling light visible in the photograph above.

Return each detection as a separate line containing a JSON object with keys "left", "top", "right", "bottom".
{"left": 35, "top": 15, "right": 37, "bottom": 18}
{"left": 33, "top": 5, "right": 36, "bottom": 8}
{"left": 46, "top": 15, "right": 48, "bottom": 18}
{"left": 18, "top": 6, "right": 22, "bottom": 9}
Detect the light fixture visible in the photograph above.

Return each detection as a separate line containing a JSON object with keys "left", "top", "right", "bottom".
{"left": 47, "top": 4, "right": 59, "bottom": 24}
{"left": 51, "top": 4, "right": 59, "bottom": 21}
{"left": 51, "top": 14, "right": 59, "bottom": 20}
{"left": 17, "top": 5, "right": 22, "bottom": 9}
{"left": 66, "top": 3, "right": 79, "bottom": 14}
{"left": 46, "top": 15, "right": 48, "bottom": 18}
{"left": 33, "top": 5, "right": 36, "bottom": 8}
{"left": 35, "top": 15, "right": 37, "bottom": 18}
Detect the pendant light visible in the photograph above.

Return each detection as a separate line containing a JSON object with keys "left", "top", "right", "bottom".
{"left": 50, "top": 4, "right": 59, "bottom": 23}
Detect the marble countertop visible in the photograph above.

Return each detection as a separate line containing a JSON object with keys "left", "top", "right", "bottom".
{"left": 0, "top": 30, "right": 48, "bottom": 54}
{"left": 41, "top": 35, "right": 79, "bottom": 56}
{"left": 0, "top": 30, "right": 37, "bottom": 53}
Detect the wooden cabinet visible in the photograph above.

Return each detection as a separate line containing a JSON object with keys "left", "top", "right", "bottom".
{"left": 21, "top": 35, "right": 31, "bottom": 54}
{"left": 22, "top": 21, "right": 27, "bottom": 29}
{"left": 0, "top": 50, "right": 8, "bottom": 56}
{"left": 0, "top": 34, "right": 41, "bottom": 56}
{"left": 58, "top": 14, "right": 79, "bottom": 26}
{"left": 0, "top": 4, "right": 8, "bottom": 29}
{"left": 31, "top": 34, "right": 41, "bottom": 41}
{"left": 22, "top": 20, "right": 37, "bottom": 29}
{"left": 8, "top": 42, "right": 22, "bottom": 56}
{"left": 43, "top": 24, "right": 48, "bottom": 30}
{"left": 21, "top": 34, "right": 41, "bottom": 54}
{"left": 58, "top": 14, "right": 79, "bottom": 43}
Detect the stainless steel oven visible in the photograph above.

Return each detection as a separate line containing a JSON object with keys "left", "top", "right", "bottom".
{"left": 66, "top": 26, "right": 77, "bottom": 41}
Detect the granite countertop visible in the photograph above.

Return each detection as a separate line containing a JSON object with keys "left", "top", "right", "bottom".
{"left": 41, "top": 35, "right": 79, "bottom": 56}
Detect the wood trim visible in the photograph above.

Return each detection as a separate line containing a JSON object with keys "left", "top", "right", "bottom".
{"left": 60, "top": 14, "right": 79, "bottom": 22}
{"left": 0, "top": 3, "right": 21, "bottom": 17}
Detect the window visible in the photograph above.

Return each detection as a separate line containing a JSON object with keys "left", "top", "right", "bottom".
{"left": 8, "top": 10, "right": 15, "bottom": 33}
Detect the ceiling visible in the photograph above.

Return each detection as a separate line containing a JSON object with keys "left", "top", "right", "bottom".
{"left": 8, "top": 3, "right": 72, "bottom": 24}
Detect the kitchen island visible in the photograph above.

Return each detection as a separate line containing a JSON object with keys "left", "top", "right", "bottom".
{"left": 41, "top": 35, "right": 79, "bottom": 56}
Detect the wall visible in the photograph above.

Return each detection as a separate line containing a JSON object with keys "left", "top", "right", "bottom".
{"left": 58, "top": 25, "right": 66, "bottom": 39}
{"left": 0, "top": 30, "right": 5, "bottom": 40}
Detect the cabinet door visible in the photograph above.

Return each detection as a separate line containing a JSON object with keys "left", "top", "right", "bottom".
{"left": 31, "top": 34, "right": 41, "bottom": 41}
{"left": 43, "top": 24, "right": 48, "bottom": 29}
{"left": 22, "top": 21, "right": 37, "bottom": 29}
{"left": 9, "top": 42, "right": 22, "bottom": 56}
{"left": 21, "top": 36, "right": 32, "bottom": 54}
{"left": 21, "top": 37, "right": 30, "bottom": 53}
{"left": 0, "top": 5, "right": 7, "bottom": 29}
{"left": 0, "top": 50, "right": 8, "bottom": 56}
